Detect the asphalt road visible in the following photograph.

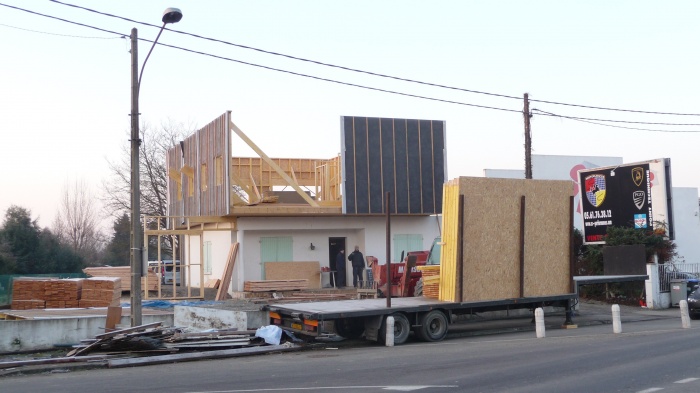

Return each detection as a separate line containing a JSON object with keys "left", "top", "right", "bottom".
{"left": 3, "top": 305, "right": 699, "bottom": 393}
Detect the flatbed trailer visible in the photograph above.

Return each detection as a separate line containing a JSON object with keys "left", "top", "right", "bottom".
{"left": 266, "top": 294, "right": 577, "bottom": 344}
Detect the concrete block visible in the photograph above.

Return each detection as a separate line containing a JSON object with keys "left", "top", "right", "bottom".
{"left": 174, "top": 306, "right": 268, "bottom": 331}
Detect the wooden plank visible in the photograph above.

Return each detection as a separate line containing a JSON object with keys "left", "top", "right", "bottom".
{"left": 230, "top": 121, "right": 319, "bottom": 207}
{"left": 108, "top": 344, "right": 300, "bottom": 368}
{"left": 105, "top": 306, "right": 122, "bottom": 331}
{"left": 216, "top": 243, "right": 239, "bottom": 301}
{"left": 264, "top": 261, "right": 320, "bottom": 289}
{"left": 94, "top": 321, "right": 163, "bottom": 340}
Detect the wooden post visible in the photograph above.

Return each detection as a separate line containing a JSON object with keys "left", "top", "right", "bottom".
{"left": 386, "top": 191, "right": 391, "bottom": 308}
{"left": 519, "top": 195, "right": 526, "bottom": 298}
{"left": 523, "top": 93, "right": 533, "bottom": 179}
{"left": 457, "top": 195, "right": 465, "bottom": 303}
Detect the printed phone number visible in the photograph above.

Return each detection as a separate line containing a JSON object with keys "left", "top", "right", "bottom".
{"left": 584, "top": 209, "right": 612, "bottom": 220}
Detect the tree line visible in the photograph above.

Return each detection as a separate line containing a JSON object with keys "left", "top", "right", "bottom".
{"left": 0, "top": 123, "right": 190, "bottom": 275}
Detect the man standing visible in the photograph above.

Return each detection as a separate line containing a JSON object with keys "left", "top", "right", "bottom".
{"left": 348, "top": 245, "right": 365, "bottom": 288}
{"left": 335, "top": 249, "right": 346, "bottom": 288}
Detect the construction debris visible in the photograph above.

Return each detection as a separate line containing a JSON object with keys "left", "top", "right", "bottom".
{"left": 244, "top": 279, "right": 309, "bottom": 292}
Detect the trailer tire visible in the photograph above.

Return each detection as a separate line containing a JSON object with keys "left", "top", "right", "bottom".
{"left": 379, "top": 313, "right": 411, "bottom": 345}
{"left": 416, "top": 310, "right": 448, "bottom": 342}
{"left": 335, "top": 318, "right": 365, "bottom": 339}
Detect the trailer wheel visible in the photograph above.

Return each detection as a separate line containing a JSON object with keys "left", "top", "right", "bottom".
{"left": 379, "top": 313, "right": 411, "bottom": 345}
{"left": 335, "top": 318, "right": 365, "bottom": 339}
{"left": 416, "top": 310, "right": 448, "bottom": 342}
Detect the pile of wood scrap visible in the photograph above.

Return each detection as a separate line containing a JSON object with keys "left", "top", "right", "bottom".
{"left": 83, "top": 266, "right": 159, "bottom": 292}
{"left": 68, "top": 322, "right": 291, "bottom": 358}
{"left": 244, "top": 279, "right": 308, "bottom": 292}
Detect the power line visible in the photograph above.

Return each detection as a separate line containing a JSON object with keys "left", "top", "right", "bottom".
{"left": 531, "top": 109, "right": 700, "bottom": 126}
{"left": 533, "top": 109, "right": 700, "bottom": 133}
{"left": 0, "top": 2, "right": 522, "bottom": 114}
{"left": 47, "top": 0, "right": 700, "bottom": 117}
{"left": 0, "top": 22, "right": 121, "bottom": 38}
{"left": 5, "top": 1, "right": 700, "bottom": 128}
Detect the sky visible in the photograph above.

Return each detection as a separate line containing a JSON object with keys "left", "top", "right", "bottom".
{"left": 1, "top": 1, "right": 699, "bottom": 231}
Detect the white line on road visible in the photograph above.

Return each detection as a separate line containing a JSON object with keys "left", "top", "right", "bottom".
{"left": 188, "top": 386, "right": 458, "bottom": 393}
{"left": 637, "top": 388, "right": 664, "bottom": 393}
{"left": 674, "top": 378, "right": 699, "bottom": 383}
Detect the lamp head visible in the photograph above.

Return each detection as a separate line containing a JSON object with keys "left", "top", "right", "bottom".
{"left": 162, "top": 7, "right": 183, "bottom": 24}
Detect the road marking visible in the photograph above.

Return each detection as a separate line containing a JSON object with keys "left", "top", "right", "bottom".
{"left": 637, "top": 388, "right": 664, "bottom": 393}
{"left": 189, "top": 386, "right": 458, "bottom": 393}
{"left": 675, "top": 378, "right": 699, "bottom": 383}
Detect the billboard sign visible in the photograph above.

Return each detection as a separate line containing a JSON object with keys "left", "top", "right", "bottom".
{"left": 578, "top": 158, "right": 673, "bottom": 244}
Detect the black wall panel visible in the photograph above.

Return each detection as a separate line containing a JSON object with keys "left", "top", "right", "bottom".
{"left": 393, "top": 119, "right": 409, "bottom": 214}
{"left": 380, "top": 118, "right": 396, "bottom": 213}
{"left": 367, "top": 117, "right": 383, "bottom": 213}
{"left": 341, "top": 116, "right": 446, "bottom": 215}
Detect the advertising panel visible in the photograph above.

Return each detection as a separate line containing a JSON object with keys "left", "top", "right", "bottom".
{"left": 578, "top": 158, "right": 673, "bottom": 244}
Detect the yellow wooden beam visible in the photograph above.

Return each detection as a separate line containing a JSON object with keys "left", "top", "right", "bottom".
{"left": 230, "top": 121, "right": 320, "bottom": 207}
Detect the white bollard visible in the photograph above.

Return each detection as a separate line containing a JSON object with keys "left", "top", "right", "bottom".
{"left": 680, "top": 300, "right": 691, "bottom": 329}
{"left": 535, "top": 308, "right": 545, "bottom": 338}
{"left": 385, "top": 316, "right": 395, "bottom": 346}
{"left": 612, "top": 304, "right": 622, "bottom": 334}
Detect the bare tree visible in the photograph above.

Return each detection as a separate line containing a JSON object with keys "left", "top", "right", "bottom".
{"left": 102, "top": 121, "right": 193, "bottom": 220}
{"left": 53, "top": 179, "right": 105, "bottom": 264}
{"left": 102, "top": 121, "right": 194, "bottom": 259}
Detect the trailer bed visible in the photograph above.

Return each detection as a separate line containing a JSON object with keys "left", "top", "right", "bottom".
{"left": 267, "top": 294, "right": 576, "bottom": 320}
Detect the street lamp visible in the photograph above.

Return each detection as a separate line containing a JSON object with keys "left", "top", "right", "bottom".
{"left": 130, "top": 7, "right": 183, "bottom": 327}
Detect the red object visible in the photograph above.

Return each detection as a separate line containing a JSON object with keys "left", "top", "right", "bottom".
{"left": 371, "top": 251, "right": 429, "bottom": 297}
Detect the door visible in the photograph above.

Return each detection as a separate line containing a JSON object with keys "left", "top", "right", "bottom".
{"left": 328, "top": 237, "right": 346, "bottom": 286}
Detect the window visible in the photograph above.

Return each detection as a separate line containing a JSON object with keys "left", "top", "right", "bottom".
{"left": 215, "top": 156, "right": 223, "bottom": 186}
{"left": 201, "top": 163, "right": 208, "bottom": 192}
{"left": 204, "top": 241, "right": 212, "bottom": 275}
{"left": 393, "top": 234, "right": 423, "bottom": 262}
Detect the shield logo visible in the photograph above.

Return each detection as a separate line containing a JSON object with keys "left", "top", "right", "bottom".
{"left": 632, "top": 167, "right": 644, "bottom": 187}
{"left": 584, "top": 174, "right": 606, "bottom": 207}
{"left": 633, "top": 191, "right": 645, "bottom": 210}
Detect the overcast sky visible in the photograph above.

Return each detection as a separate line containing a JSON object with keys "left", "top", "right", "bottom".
{"left": 1, "top": 1, "right": 699, "bottom": 230}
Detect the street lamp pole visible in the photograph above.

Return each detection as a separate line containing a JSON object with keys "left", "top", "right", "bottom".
{"left": 130, "top": 8, "right": 183, "bottom": 327}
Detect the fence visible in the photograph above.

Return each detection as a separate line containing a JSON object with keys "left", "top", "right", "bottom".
{"left": 658, "top": 263, "right": 700, "bottom": 292}
{"left": 0, "top": 273, "right": 87, "bottom": 307}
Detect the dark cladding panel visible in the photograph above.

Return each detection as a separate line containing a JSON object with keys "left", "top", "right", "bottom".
{"left": 380, "top": 118, "right": 396, "bottom": 213}
{"left": 432, "top": 121, "right": 445, "bottom": 213}
{"left": 406, "top": 119, "right": 422, "bottom": 214}
{"left": 419, "top": 120, "right": 435, "bottom": 214}
{"left": 353, "top": 118, "right": 369, "bottom": 214}
{"left": 342, "top": 116, "right": 445, "bottom": 215}
{"left": 342, "top": 117, "right": 356, "bottom": 214}
{"left": 367, "top": 117, "right": 384, "bottom": 214}
{"left": 393, "top": 119, "right": 409, "bottom": 214}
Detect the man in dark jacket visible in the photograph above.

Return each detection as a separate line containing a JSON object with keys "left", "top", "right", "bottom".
{"left": 348, "top": 245, "right": 365, "bottom": 288}
{"left": 335, "top": 249, "right": 346, "bottom": 288}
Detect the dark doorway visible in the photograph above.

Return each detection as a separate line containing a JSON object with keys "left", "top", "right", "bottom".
{"left": 328, "top": 237, "right": 346, "bottom": 288}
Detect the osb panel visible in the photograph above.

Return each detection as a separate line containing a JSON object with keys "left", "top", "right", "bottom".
{"left": 264, "top": 261, "right": 321, "bottom": 289}
{"left": 456, "top": 177, "right": 571, "bottom": 301}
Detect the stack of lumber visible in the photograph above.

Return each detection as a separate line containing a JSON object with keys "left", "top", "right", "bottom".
{"left": 83, "top": 266, "right": 159, "bottom": 292}
{"left": 80, "top": 277, "right": 122, "bottom": 307}
{"left": 45, "top": 278, "right": 83, "bottom": 308}
{"left": 417, "top": 265, "right": 440, "bottom": 299}
{"left": 11, "top": 278, "right": 47, "bottom": 310}
{"left": 244, "top": 279, "right": 308, "bottom": 292}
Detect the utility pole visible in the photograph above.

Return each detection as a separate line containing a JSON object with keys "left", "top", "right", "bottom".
{"left": 523, "top": 93, "right": 533, "bottom": 180}
{"left": 130, "top": 27, "right": 143, "bottom": 327}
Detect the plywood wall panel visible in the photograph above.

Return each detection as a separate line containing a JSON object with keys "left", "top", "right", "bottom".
{"left": 439, "top": 177, "right": 572, "bottom": 302}
{"left": 264, "top": 261, "right": 321, "bottom": 289}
